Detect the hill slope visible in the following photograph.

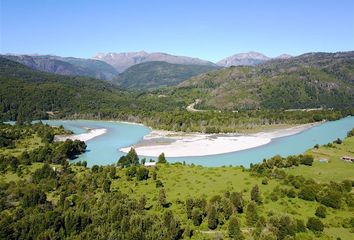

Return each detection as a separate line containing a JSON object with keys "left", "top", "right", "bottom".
{"left": 0, "top": 57, "right": 183, "bottom": 121}
{"left": 3, "top": 55, "right": 119, "bottom": 80}
{"left": 93, "top": 51, "right": 216, "bottom": 72}
{"left": 113, "top": 61, "right": 220, "bottom": 90}
{"left": 179, "top": 51, "right": 354, "bottom": 110}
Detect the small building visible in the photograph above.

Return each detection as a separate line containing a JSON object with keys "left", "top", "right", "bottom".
{"left": 341, "top": 156, "right": 354, "bottom": 163}
{"left": 144, "top": 162, "right": 157, "bottom": 168}
{"left": 319, "top": 158, "right": 328, "bottom": 163}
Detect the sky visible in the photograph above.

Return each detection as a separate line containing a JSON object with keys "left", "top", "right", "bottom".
{"left": 0, "top": 0, "right": 353, "bottom": 62}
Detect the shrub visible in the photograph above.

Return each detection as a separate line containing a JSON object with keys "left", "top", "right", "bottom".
{"left": 315, "top": 206, "right": 326, "bottom": 218}
{"left": 306, "top": 217, "right": 324, "bottom": 232}
{"left": 319, "top": 190, "right": 341, "bottom": 209}
{"left": 298, "top": 185, "right": 317, "bottom": 201}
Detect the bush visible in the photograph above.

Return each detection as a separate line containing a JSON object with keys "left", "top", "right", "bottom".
{"left": 191, "top": 209, "right": 203, "bottom": 226}
{"left": 319, "top": 190, "right": 341, "bottom": 209}
{"left": 298, "top": 185, "right": 317, "bottom": 201}
{"left": 300, "top": 155, "right": 314, "bottom": 166}
{"left": 262, "top": 178, "right": 269, "bottom": 185}
{"left": 315, "top": 206, "right": 326, "bottom": 218}
{"left": 307, "top": 217, "right": 324, "bottom": 232}
{"left": 136, "top": 167, "right": 149, "bottom": 181}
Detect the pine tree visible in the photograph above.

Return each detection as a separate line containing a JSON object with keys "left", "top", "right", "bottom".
{"left": 251, "top": 185, "right": 261, "bottom": 203}
{"left": 158, "top": 188, "right": 167, "bottom": 207}
{"left": 103, "top": 179, "right": 111, "bottom": 193}
{"left": 158, "top": 152, "right": 167, "bottom": 164}
{"left": 246, "top": 201, "right": 259, "bottom": 226}
{"left": 207, "top": 204, "right": 218, "bottom": 230}
{"left": 228, "top": 215, "right": 244, "bottom": 240}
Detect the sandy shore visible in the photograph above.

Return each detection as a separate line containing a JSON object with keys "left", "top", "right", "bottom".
{"left": 55, "top": 128, "right": 107, "bottom": 142}
{"left": 120, "top": 122, "right": 322, "bottom": 157}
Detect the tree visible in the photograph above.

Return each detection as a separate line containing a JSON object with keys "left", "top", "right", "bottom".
{"left": 158, "top": 152, "right": 167, "bottom": 164}
{"left": 126, "top": 148, "right": 139, "bottom": 166}
{"left": 228, "top": 215, "right": 244, "bottom": 240}
{"left": 307, "top": 217, "right": 324, "bottom": 232}
{"left": 103, "top": 179, "right": 111, "bottom": 193}
{"left": 136, "top": 167, "right": 149, "bottom": 181}
{"left": 251, "top": 185, "right": 261, "bottom": 203}
{"left": 109, "top": 166, "right": 116, "bottom": 179}
{"left": 186, "top": 198, "right": 194, "bottom": 219}
{"left": 158, "top": 188, "right": 167, "bottom": 207}
{"left": 92, "top": 165, "right": 99, "bottom": 173}
{"left": 207, "top": 204, "right": 218, "bottom": 230}
{"left": 82, "top": 161, "right": 87, "bottom": 168}
{"left": 315, "top": 206, "right": 326, "bottom": 218}
{"left": 246, "top": 201, "right": 258, "bottom": 226}
{"left": 222, "top": 199, "right": 233, "bottom": 220}
{"left": 269, "top": 215, "right": 296, "bottom": 240}
{"left": 152, "top": 171, "right": 157, "bottom": 180}
{"left": 139, "top": 195, "right": 146, "bottom": 210}
{"left": 22, "top": 188, "right": 47, "bottom": 207}
{"left": 192, "top": 208, "right": 203, "bottom": 226}
{"left": 230, "top": 192, "right": 244, "bottom": 213}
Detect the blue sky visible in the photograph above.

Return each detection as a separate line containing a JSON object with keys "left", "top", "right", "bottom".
{"left": 1, "top": 0, "right": 353, "bottom": 62}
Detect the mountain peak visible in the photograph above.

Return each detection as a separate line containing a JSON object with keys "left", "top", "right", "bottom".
{"left": 275, "top": 54, "right": 293, "bottom": 59}
{"left": 217, "top": 51, "right": 270, "bottom": 67}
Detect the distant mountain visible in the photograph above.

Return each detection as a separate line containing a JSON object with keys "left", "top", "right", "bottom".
{"left": 113, "top": 61, "right": 220, "bottom": 90}
{"left": 217, "top": 51, "right": 271, "bottom": 67}
{"left": 93, "top": 51, "right": 216, "bottom": 72}
{"left": 180, "top": 51, "right": 354, "bottom": 110}
{"left": 275, "top": 54, "right": 293, "bottom": 59}
{"left": 2, "top": 55, "right": 118, "bottom": 80}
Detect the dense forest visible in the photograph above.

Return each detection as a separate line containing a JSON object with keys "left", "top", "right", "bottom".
{"left": 1, "top": 56, "right": 354, "bottom": 133}
{"left": 0, "top": 123, "right": 353, "bottom": 239}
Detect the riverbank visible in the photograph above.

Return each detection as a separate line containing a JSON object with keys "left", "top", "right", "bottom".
{"left": 120, "top": 122, "right": 323, "bottom": 157}
{"left": 54, "top": 128, "right": 107, "bottom": 142}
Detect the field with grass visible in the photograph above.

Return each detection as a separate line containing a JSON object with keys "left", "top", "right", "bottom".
{"left": 285, "top": 136, "right": 354, "bottom": 183}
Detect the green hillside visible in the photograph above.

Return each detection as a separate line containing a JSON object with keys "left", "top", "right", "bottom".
{"left": 113, "top": 61, "right": 219, "bottom": 90}
{"left": 0, "top": 123, "right": 353, "bottom": 239}
{"left": 178, "top": 52, "right": 354, "bottom": 110}
{"left": 0, "top": 57, "right": 183, "bottom": 122}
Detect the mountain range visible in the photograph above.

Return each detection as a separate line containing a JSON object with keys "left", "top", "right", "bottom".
{"left": 93, "top": 51, "right": 217, "bottom": 72}
{"left": 2, "top": 55, "right": 119, "bottom": 81}
{"left": 3, "top": 51, "right": 292, "bottom": 90}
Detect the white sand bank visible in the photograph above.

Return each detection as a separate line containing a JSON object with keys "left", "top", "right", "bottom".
{"left": 55, "top": 128, "right": 107, "bottom": 142}
{"left": 120, "top": 122, "right": 321, "bottom": 157}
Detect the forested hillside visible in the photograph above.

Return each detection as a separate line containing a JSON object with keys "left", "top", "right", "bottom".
{"left": 179, "top": 52, "right": 354, "bottom": 110}
{"left": 113, "top": 61, "right": 219, "bottom": 90}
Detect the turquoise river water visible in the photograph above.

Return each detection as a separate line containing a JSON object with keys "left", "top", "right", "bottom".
{"left": 41, "top": 117, "right": 354, "bottom": 167}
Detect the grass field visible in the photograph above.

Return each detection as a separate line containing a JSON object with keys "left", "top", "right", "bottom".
{"left": 285, "top": 136, "right": 354, "bottom": 183}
